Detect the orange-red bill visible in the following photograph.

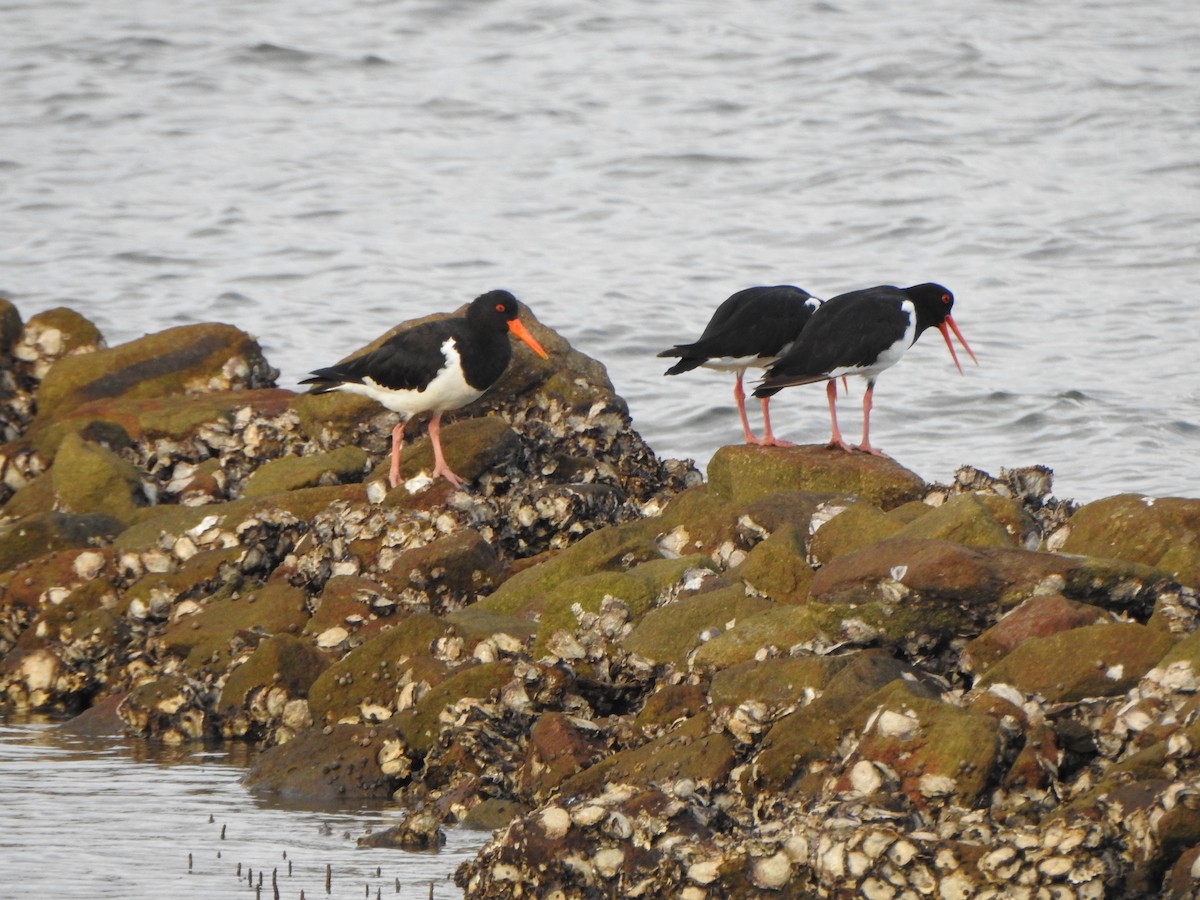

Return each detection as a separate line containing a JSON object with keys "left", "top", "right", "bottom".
{"left": 509, "top": 318, "right": 549, "bottom": 359}
{"left": 938, "top": 314, "right": 977, "bottom": 374}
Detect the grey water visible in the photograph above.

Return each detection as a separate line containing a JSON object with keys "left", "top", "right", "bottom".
{"left": 1, "top": 1, "right": 1198, "bottom": 896}
{"left": 0, "top": 721, "right": 485, "bottom": 899}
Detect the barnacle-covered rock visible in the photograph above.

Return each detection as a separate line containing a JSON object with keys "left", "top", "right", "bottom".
{"left": 1061, "top": 494, "right": 1200, "bottom": 588}
{"left": 242, "top": 722, "right": 405, "bottom": 799}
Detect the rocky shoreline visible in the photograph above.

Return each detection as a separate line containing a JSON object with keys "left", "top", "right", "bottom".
{"left": 1, "top": 298, "right": 1198, "bottom": 899}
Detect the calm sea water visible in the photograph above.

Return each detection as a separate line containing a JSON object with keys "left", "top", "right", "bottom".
{"left": 0, "top": 5, "right": 1197, "bottom": 894}
{"left": 0, "top": 721, "right": 485, "bottom": 899}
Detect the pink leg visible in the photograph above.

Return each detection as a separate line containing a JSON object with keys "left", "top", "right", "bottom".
{"left": 758, "top": 396, "right": 794, "bottom": 447}
{"left": 826, "top": 379, "right": 853, "bottom": 452}
{"left": 855, "top": 382, "right": 887, "bottom": 456}
{"left": 734, "top": 371, "right": 759, "bottom": 444}
{"left": 427, "top": 413, "right": 465, "bottom": 488}
{"left": 388, "top": 421, "right": 407, "bottom": 488}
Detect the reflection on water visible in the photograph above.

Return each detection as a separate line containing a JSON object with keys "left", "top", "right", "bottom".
{"left": 0, "top": 719, "right": 485, "bottom": 899}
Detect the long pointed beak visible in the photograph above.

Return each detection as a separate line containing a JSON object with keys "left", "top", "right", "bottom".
{"left": 938, "top": 314, "right": 978, "bottom": 375}
{"left": 508, "top": 318, "right": 549, "bottom": 359}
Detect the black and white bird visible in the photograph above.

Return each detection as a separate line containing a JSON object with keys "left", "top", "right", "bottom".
{"left": 755, "top": 282, "right": 977, "bottom": 455}
{"left": 301, "top": 290, "right": 548, "bottom": 489}
{"left": 657, "top": 285, "right": 821, "bottom": 446}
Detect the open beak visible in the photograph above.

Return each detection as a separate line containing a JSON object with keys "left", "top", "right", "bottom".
{"left": 937, "top": 314, "right": 978, "bottom": 375}
{"left": 509, "top": 318, "right": 549, "bottom": 359}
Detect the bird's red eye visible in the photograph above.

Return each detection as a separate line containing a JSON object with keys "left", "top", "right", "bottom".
{"left": 941, "top": 294, "right": 951, "bottom": 304}
{"left": 495, "top": 303, "right": 506, "bottom": 312}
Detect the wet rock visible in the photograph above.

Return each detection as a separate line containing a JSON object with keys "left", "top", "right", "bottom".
{"left": 358, "top": 807, "right": 446, "bottom": 850}
{"left": 119, "top": 673, "right": 209, "bottom": 743}
{"left": 242, "top": 722, "right": 404, "bottom": 799}
{"left": 707, "top": 444, "right": 926, "bottom": 510}
{"left": 217, "top": 634, "right": 328, "bottom": 741}
{"left": 1061, "top": 494, "right": 1200, "bottom": 588}
{"left": 390, "top": 660, "right": 515, "bottom": 756}
{"left": 894, "top": 491, "right": 1025, "bottom": 548}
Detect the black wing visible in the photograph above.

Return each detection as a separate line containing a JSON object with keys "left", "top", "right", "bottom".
{"left": 659, "top": 286, "right": 818, "bottom": 374}
{"left": 301, "top": 318, "right": 463, "bottom": 393}
{"left": 757, "top": 287, "right": 911, "bottom": 389}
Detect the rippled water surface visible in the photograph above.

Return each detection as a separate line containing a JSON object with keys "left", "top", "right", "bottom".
{"left": 3, "top": 0, "right": 1199, "bottom": 502}
{"left": 0, "top": 722, "right": 484, "bottom": 899}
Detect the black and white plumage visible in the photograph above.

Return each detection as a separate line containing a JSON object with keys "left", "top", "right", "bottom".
{"left": 755, "top": 282, "right": 977, "bottom": 455}
{"left": 657, "top": 285, "right": 822, "bottom": 446}
{"left": 301, "top": 289, "right": 548, "bottom": 489}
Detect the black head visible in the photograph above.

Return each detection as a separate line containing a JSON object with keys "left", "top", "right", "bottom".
{"left": 903, "top": 282, "right": 977, "bottom": 373}
{"left": 466, "top": 289, "right": 549, "bottom": 359}
{"left": 468, "top": 289, "right": 522, "bottom": 328}
{"left": 903, "top": 283, "right": 955, "bottom": 329}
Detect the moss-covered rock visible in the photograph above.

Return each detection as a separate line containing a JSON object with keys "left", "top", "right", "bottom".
{"left": 12, "top": 306, "right": 105, "bottom": 380}
{"left": 706, "top": 444, "right": 926, "bottom": 510}
{"left": 34, "top": 322, "right": 276, "bottom": 424}
{"left": 158, "top": 580, "right": 309, "bottom": 673}
{"left": 532, "top": 554, "right": 710, "bottom": 658}
{"left": 216, "top": 634, "right": 329, "bottom": 739}
{"left": 894, "top": 491, "right": 1021, "bottom": 548}
{"left": 475, "top": 518, "right": 661, "bottom": 618}
{"left": 621, "top": 586, "right": 774, "bottom": 668}
{"left": 389, "top": 660, "right": 515, "bottom": 756}
{"left": 807, "top": 500, "right": 903, "bottom": 565}
{"left": 728, "top": 523, "right": 814, "bottom": 601}
{"left": 841, "top": 679, "right": 1002, "bottom": 806}
{"left": 0, "top": 298, "right": 22, "bottom": 355}
{"left": 306, "top": 614, "right": 450, "bottom": 725}
{"left": 241, "top": 445, "right": 368, "bottom": 498}
{"left": 976, "top": 622, "right": 1177, "bottom": 701}
{"left": 1061, "top": 494, "right": 1200, "bottom": 588}
{"left": 708, "top": 657, "right": 839, "bottom": 710}
{"left": 0, "top": 510, "right": 124, "bottom": 572}
{"left": 558, "top": 713, "right": 735, "bottom": 797}
{"left": 50, "top": 431, "right": 148, "bottom": 526}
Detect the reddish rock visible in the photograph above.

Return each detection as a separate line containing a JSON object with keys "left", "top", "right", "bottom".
{"left": 242, "top": 722, "right": 404, "bottom": 799}
{"left": 962, "top": 593, "right": 1114, "bottom": 673}
{"left": 516, "top": 711, "right": 607, "bottom": 802}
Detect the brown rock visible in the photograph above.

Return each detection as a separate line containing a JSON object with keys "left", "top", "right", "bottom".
{"left": 516, "top": 711, "right": 607, "bottom": 801}
{"left": 242, "top": 723, "right": 404, "bottom": 799}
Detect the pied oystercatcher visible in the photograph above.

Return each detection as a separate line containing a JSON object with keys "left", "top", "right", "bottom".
{"left": 755, "top": 282, "right": 977, "bottom": 455}
{"left": 301, "top": 289, "right": 549, "bottom": 489}
{"left": 657, "top": 285, "right": 822, "bottom": 446}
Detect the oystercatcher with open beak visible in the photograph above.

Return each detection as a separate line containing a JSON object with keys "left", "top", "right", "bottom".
{"left": 657, "top": 285, "right": 821, "bottom": 446}
{"left": 301, "top": 289, "right": 548, "bottom": 488}
{"left": 755, "top": 282, "right": 976, "bottom": 455}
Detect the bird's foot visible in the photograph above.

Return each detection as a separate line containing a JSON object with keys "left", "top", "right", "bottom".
{"left": 826, "top": 439, "right": 855, "bottom": 453}
{"left": 432, "top": 464, "right": 465, "bottom": 489}
{"left": 757, "top": 436, "right": 796, "bottom": 448}
{"left": 853, "top": 444, "right": 889, "bottom": 458}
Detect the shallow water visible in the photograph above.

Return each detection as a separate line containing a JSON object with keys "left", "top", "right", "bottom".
{"left": 1, "top": 0, "right": 1198, "bottom": 504}
{"left": 0, "top": 722, "right": 485, "bottom": 899}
